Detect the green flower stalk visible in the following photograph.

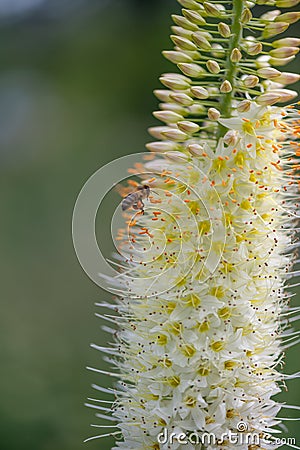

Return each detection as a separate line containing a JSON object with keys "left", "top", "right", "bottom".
{"left": 86, "top": 0, "right": 300, "bottom": 448}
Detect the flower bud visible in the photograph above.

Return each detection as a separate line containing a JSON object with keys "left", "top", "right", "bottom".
{"left": 159, "top": 76, "right": 190, "bottom": 90}
{"left": 269, "top": 89, "right": 298, "bottom": 102}
{"left": 171, "top": 26, "right": 193, "bottom": 39}
{"left": 188, "top": 143, "right": 203, "bottom": 156}
{"left": 276, "top": 0, "right": 300, "bottom": 7}
{"left": 171, "top": 15, "right": 198, "bottom": 32}
{"left": 191, "top": 86, "right": 209, "bottom": 99}
{"left": 170, "top": 92, "right": 194, "bottom": 106}
{"left": 159, "top": 103, "right": 186, "bottom": 115}
{"left": 154, "top": 90, "right": 172, "bottom": 102}
{"left": 177, "top": 120, "right": 200, "bottom": 134}
{"left": 256, "top": 93, "right": 282, "bottom": 106}
{"left": 177, "top": 0, "right": 201, "bottom": 9}
{"left": 273, "top": 38, "right": 300, "bottom": 48}
{"left": 206, "top": 60, "right": 221, "bottom": 74}
{"left": 178, "top": 63, "right": 205, "bottom": 78}
{"left": 161, "top": 129, "right": 189, "bottom": 141}
{"left": 203, "top": 2, "right": 223, "bottom": 17}
{"left": 153, "top": 110, "right": 184, "bottom": 123}
{"left": 257, "top": 67, "right": 281, "bottom": 79}
{"left": 241, "top": 8, "right": 252, "bottom": 23}
{"left": 162, "top": 51, "right": 193, "bottom": 64}
{"left": 212, "top": 44, "right": 225, "bottom": 58}
{"left": 269, "top": 56, "right": 296, "bottom": 66}
{"left": 164, "top": 151, "right": 189, "bottom": 161}
{"left": 263, "top": 22, "right": 289, "bottom": 39}
{"left": 269, "top": 47, "right": 299, "bottom": 58}
{"left": 171, "top": 35, "right": 198, "bottom": 51}
{"left": 218, "top": 22, "right": 231, "bottom": 38}
{"left": 188, "top": 104, "right": 206, "bottom": 115}
{"left": 146, "top": 141, "right": 177, "bottom": 152}
{"left": 192, "top": 32, "right": 211, "bottom": 50}
{"left": 260, "top": 10, "right": 281, "bottom": 21}
{"left": 237, "top": 100, "right": 251, "bottom": 112}
{"left": 208, "top": 108, "right": 221, "bottom": 120}
{"left": 223, "top": 129, "right": 239, "bottom": 146}
{"left": 220, "top": 80, "right": 232, "bottom": 93}
{"left": 182, "top": 9, "right": 207, "bottom": 26}
{"left": 230, "top": 48, "right": 242, "bottom": 62}
{"left": 148, "top": 126, "right": 173, "bottom": 140}
{"left": 273, "top": 72, "right": 300, "bottom": 85}
{"left": 246, "top": 42, "right": 262, "bottom": 56}
{"left": 275, "top": 12, "right": 300, "bottom": 24}
{"left": 243, "top": 75, "right": 259, "bottom": 88}
{"left": 244, "top": 75, "right": 259, "bottom": 88}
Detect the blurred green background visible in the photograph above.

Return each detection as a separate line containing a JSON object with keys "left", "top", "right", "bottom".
{"left": 0, "top": 1, "right": 299, "bottom": 449}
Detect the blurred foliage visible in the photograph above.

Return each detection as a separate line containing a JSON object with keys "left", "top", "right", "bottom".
{"left": 0, "top": 1, "right": 299, "bottom": 449}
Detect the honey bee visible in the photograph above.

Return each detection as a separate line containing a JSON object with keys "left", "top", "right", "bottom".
{"left": 122, "top": 185, "right": 151, "bottom": 213}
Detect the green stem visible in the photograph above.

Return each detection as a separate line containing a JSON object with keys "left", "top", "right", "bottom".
{"left": 217, "top": 0, "right": 244, "bottom": 139}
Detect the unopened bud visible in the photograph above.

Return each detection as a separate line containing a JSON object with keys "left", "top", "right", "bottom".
{"left": 191, "top": 86, "right": 209, "bottom": 99}
{"left": 171, "top": 35, "right": 198, "bottom": 51}
{"left": 223, "top": 130, "right": 239, "bottom": 146}
{"left": 203, "top": 2, "right": 223, "bottom": 17}
{"left": 230, "top": 48, "right": 242, "bottom": 62}
{"left": 165, "top": 151, "right": 189, "bottom": 162}
{"left": 275, "top": 12, "right": 300, "bottom": 24}
{"left": 188, "top": 144, "right": 204, "bottom": 156}
{"left": 270, "top": 47, "right": 299, "bottom": 58}
{"left": 244, "top": 75, "right": 259, "bottom": 88}
{"left": 270, "top": 89, "right": 298, "bottom": 102}
{"left": 171, "top": 15, "right": 198, "bottom": 32}
{"left": 276, "top": 0, "right": 300, "bottom": 7}
{"left": 148, "top": 126, "right": 173, "bottom": 140}
{"left": 183, "top": 9, "right": 207, "bottom": 26}
{"left": 257, "top": 67, "right": 281, "bottom": 79}
{"left": 260, "top": 10, "right": 281, "bottom": 21}
{"left": 212, "top": 44, "right": 225, "bottom": 58}
{"left": 237, "top": 100, "right": 251, "bottom": 112}
{"left": 208, "top": 108, "right": 221, "bottom": 120}
{"left": 206, "top": 60, "right": 221, "bottom": 74}
{"left": 241, "top": 8, "right": 252, "bottom": 23}
{"left": 146, "top": 141, "right": 177, "bottom": 153}
{"left": 263, "top": 22, "right": 289, "bottom": 39}
{"left": 189, "top": 104, "right": 206, "bottom": 115}
{"left": 192, "top": 32, "right": 211, "bottom": 50}
{"left": 178, "top": 63, "right": 205, "bottom": 78}
{"left": 273, "top": 37, "right": 300, "bottom": 48}
{"left": 178, "top": 0, "right": 201, "bottom": 9}
{"left": 171, "top": 26, "right": 193, "bottom": 39}
{"left": 177, "top": 120, "right": 200, "bottom": 134}
{"left": 170, "top": 93, "right": 194, "bottom": 106}
{"left": 273, "top": 72, "right": 300, "bottom": 85}
{"left": 220, "top": 80, "right": 232, "bottom": 93}
{"left": 160, "top": 76, "right": 190, "bottom": 90}
{"left": 162, "top": 51, "right": 193, "bottom": 64}
{"left": 256, "top": 93, "right": 281, "bottom": 106}
{"left": 154, "top": 90, "right": 172, "bottom": 102}
{"left": 153, "top": 110, "right": 184, "bottom": 123}
{"left": 218, "top": 22, "right": 231, "bottom": 38}
{"left": 162, "top": 128, "right": 189, "bottom": 141}
{"left": 246, "top": 42, "right": 263, "bottom": 56}
{"left": 269, "top": 56, "right": 296, "bottom": 66}
{"left": 160, "top": 103, "right": 186, "bottom": 115}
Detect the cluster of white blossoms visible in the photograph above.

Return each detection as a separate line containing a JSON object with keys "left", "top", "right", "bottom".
{"left": 85, "top": 0, "right": 300, "bottom": 449}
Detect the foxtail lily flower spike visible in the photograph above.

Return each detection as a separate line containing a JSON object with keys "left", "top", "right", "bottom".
{"left": 87, "top": 0, "right": 300, "bottom": 448}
